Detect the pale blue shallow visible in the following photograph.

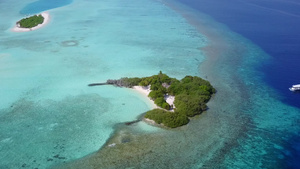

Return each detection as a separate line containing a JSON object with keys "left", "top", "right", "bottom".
{"left": 0, "top": 0, "right": 206, "bottom": 168}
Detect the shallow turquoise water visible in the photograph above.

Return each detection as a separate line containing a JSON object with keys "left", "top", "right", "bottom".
{"left": 0, "top": 0, "right": 206, "bottom": 168}
{"left": 1, "top": 0, "right": 299, "bottom": 168}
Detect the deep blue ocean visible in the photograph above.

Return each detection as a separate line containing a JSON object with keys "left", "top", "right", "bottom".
{"left": 176, "top": 0, "right": 300, "bottom": 168}
{"left": 177, "top": 0, "right": 300, "bottom": 109}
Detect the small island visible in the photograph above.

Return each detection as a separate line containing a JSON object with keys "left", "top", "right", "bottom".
{"left": 90, "top": 71, "right": 215, "bottom": 128}
{"left": 12, "top": 12, "right": 50, "bottom": 32}
{"left": 18, "top": 14, "right": 44, "bottom": 28}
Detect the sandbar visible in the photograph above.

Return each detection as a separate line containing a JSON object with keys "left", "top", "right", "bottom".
{"left": 11, "top": 12, "right": 50, "bottom": 32}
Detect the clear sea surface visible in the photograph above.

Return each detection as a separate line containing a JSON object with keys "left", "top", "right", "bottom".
{"left": 20, "top": 0, "right": 73, "bottom": 15}
{"left": 177, "top": 0, "right": 300, "bottom": 109}
{"left": 0, "top": 0, "right": 299, "bottom": 169}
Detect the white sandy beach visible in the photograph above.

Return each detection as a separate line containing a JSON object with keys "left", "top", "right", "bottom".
{"left": 132, "top": 85, "right": 152, "bottom": 96}
{"left": 132, "top": 85, "right": 157, "bottom": 109}
{"left": 143, "top": 118, "right": 156, "bottom": 125}
{"left": 132, "top": 85, "right": 175, "bottom": 110}
{"left": 11, "top": 12, "right": 50, "bottom": 32}
{"left": 165, "top": 95, "right": 175, "bottom": 110}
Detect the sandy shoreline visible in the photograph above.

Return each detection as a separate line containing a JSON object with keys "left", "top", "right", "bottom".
{"left": 11, "top": 12, "right": 50, "bottom": 32}
{"left": 132, "top": 86, "right": 157, "bottom": 109}
{"left": 132, "top": 85, "right": 175, "bottom": 110}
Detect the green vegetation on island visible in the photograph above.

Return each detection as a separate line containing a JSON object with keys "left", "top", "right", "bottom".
{"left": 144, "top": 109, "right": 189, "bottom": 128}
{"left": 121, "top": 71, "right": 215, "bottom": 128}
{"left": 17, "top": 14, "right": 44, "bottom": 28}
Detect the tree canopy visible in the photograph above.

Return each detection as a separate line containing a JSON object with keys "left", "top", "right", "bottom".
{"left": 18, "top": 14, "right": 44, "bottom": 28}
{"left": 123, "top": 72, "right": 215, "bottom": 128}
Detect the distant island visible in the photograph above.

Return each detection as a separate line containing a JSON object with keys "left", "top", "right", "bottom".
{"left": 89, "top": 71, "right": 215, "bottom": 128}
{"left": 17, "top": 14, "right": 44, "bottom": 28}
{"left": 12, "top": 12, "right": 50, "bottom": 32}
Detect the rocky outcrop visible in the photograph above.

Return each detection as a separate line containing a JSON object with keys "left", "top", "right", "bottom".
{"left": 89, "top": 78, "right": 135, "bottom": 88}
{"left": 106, "top": 79, "right": 125, "bottom": 87}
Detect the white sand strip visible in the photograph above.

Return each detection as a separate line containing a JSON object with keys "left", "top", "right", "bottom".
{"left": 132, "top": 85, "right": 151, "bottom": 96}
{"left": 132, "top": 85, "right": 158, "bottom": 108}
{"left": 11, "top": 12, "right": 50, "bottom": 32}
{"left": 165, "top": 95, "right": 175, "bottom": 108}
{"left": 143, "top": 118, "right": 156, "bottom": 125}
{"left": 132, "top": 85, "right": 176, "bottom": 110}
